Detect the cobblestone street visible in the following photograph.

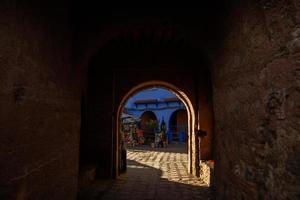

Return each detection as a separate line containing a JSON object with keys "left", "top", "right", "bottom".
{"left": 79, "top": 144, "right": 211, "bottom": 200}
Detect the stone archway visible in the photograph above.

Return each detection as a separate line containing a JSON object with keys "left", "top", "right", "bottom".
{"left": 116, "top": 81, "right": 196, "bottom": 176}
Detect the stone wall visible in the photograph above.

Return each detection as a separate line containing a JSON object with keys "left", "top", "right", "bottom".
{"left": 80, "top": 66, "right": 114, "bottom": 179}
{"left": 78, "top": 22, "right": 216, "bottom": 180}
{"left": 0, "top": 1, "right": 81, "bottom": 199}
{"left": 212, "top": 1, "right": 300, "bottom": 199}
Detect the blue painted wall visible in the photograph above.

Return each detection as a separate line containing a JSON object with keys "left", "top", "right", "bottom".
{"left": 124, "top": 88, "right": 187, "bottom": 142}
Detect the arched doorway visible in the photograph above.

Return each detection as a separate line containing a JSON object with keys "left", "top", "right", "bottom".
{"left": 140, "top": 111, "right": 157, "bottom": 127}
{"left": 140, "top": 111, "right": 158, "bottom": 144}
{"left": 169, "top": 109, "right": 188, "bottom": 143}
{"left": 116, "top": 81, "right": 195, "bottom": 176}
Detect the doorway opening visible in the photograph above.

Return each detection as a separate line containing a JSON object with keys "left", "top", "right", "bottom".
{"left": 139, "top": 111, "right": 158, "bottom": 145}
{"left": 169, "top": 109, "right": 188, "bottom": 143}
{"left": 116, "top": 81, "right": 196, "bottom": 176}
{"left": 108, "top": 81, "right": 212, "bottom": 199}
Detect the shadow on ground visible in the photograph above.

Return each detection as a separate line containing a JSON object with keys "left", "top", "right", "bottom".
{"left": 78, "top": 159, "right": 211, "bottom": 200}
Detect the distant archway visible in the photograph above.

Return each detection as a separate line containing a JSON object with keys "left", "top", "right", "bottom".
{"left": 169, "top": 109, "right": 188, "bottom": 143}
{"left": 116, "top": 81, "right": 196, "bottom": 176}
{"left": 140, "top": 111, "right": 157, "bottom": 130}
{"left": 139, "top": 111, "right": 158, "bottom": 144}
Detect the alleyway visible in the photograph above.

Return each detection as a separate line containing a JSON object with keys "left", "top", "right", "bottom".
{"left": 79, "top": 144, "right": 211, "bottom": 200}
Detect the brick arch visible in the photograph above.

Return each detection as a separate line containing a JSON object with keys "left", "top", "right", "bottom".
{"left": 116, "top": 81, "right": 196, "bottom": 176}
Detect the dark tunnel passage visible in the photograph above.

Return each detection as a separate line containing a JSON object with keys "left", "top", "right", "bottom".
{"left": 1, "top": 1, "right": 299, "bottom": 199}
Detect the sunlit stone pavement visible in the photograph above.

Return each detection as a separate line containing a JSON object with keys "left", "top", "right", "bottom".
{"left": 80, "top": 143, "right": 211, "bottom": 200}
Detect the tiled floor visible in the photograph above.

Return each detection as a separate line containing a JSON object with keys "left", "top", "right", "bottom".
{"left": 79, "top": 144, "right": 211, "bottom": 200}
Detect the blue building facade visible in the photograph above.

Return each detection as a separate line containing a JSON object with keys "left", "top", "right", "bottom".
{"left": 124, "top": 88, "right": 188, "bottom": 143}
